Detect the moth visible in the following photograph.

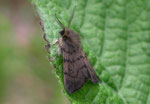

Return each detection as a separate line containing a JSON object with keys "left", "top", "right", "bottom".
{"left": 54, "top": 7, "right": 100, "bottom": 94}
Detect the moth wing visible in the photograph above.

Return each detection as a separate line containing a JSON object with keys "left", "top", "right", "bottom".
{"left": 63, "top": 50, "right": 89, "bottom": 93}
{"left": 81, "top": 50, "right": 100, "bottom": 84}
{"left": 63, "top": 49, "right": 99, "bottom": 93}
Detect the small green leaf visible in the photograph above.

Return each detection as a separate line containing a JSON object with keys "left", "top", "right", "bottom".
{"left": 32, "top": 0, "right": 150, "bottom": 104}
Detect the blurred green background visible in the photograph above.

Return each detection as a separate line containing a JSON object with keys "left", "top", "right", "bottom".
{"left": 0, "top": 0, "right": 68, "bottom": 104}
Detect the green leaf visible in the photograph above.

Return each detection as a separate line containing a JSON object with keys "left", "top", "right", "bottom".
{"left": 32, "top": 0, "right": 150, "bottom": 104}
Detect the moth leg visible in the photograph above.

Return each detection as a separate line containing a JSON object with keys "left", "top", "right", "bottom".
{"left": 48, "top": 39, "right": 61, "bottom": 61}
{"left": 52, "top": 39, "right": 62, "bottom": 56}
{"left": 57, "top": 46, "right": 61, "bottom": 56}
{"left": 51, "top": 39, "right": 59, "bottom": 46}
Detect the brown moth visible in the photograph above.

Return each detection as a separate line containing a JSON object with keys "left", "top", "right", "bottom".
{"left": 55, "top": 7, "right": 100, "bottom": 93}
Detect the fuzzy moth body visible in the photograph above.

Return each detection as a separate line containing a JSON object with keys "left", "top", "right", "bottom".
{"left": 55, "top": 7, "right": 100, "bottom": 93}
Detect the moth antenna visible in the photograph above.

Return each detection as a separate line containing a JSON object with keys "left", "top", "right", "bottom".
{"left": 55, "top": 13, "right": 65, "bottom": 29}
{"left": 68, "top": 6, "right": 76, "bottom": 28}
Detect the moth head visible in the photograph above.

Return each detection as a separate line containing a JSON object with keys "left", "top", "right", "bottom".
{"left": 55, "top": 6, "right": 76, "bottom": 40}
{"left": 59, "top": 28, "right": 71, "bottom": 41}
